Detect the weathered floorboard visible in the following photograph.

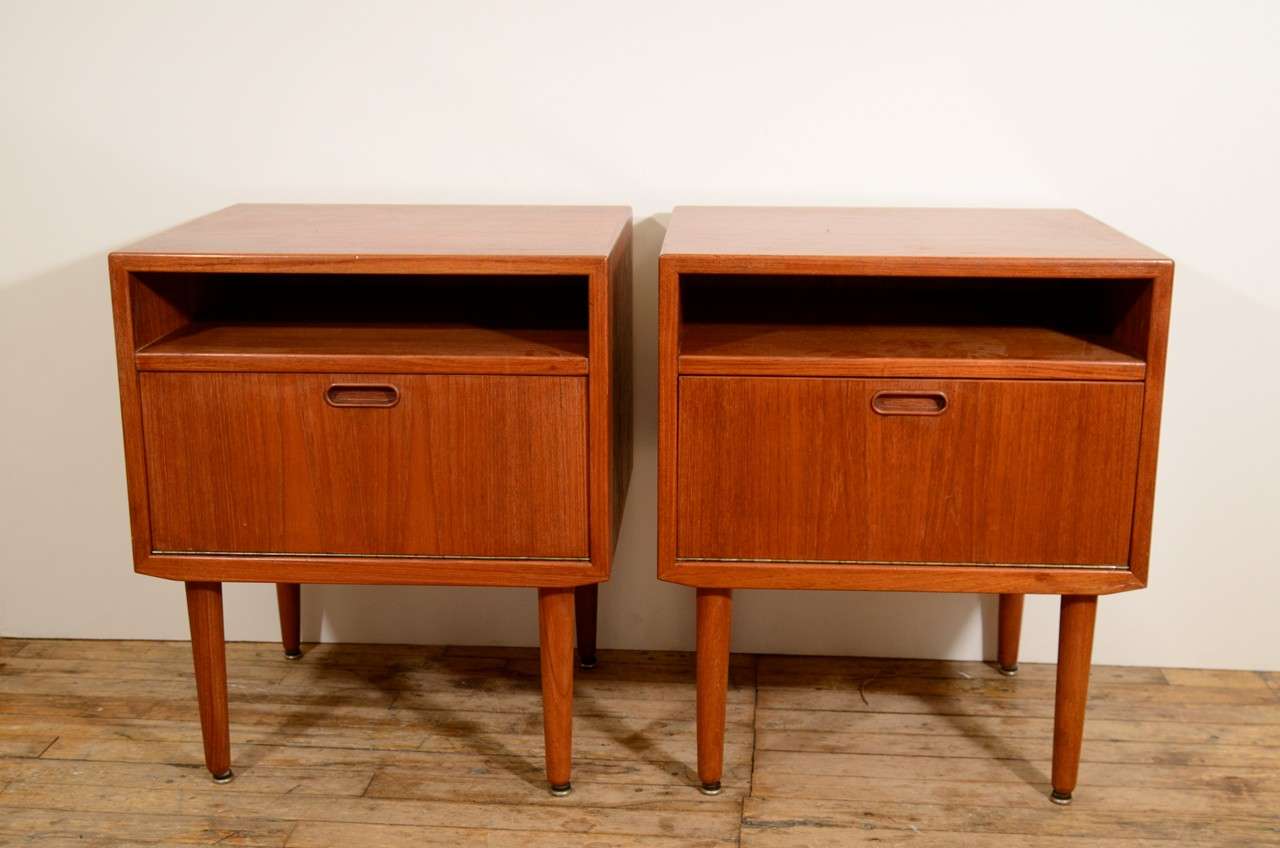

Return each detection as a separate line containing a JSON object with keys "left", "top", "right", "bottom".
{"left": 1, "top": 637, "right": 1276, "bottom": 847}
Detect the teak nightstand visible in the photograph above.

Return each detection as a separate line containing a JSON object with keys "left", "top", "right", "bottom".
{"left": 657, "top": 207, "right": 1172, "bottom": 803}
{"left": 109, "top": 203, "right": 633, "bottom": 795}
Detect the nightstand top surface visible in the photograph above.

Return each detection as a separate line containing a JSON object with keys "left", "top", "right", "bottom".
{"left": 114, "top": 204, "right": 631, "bottom": 260}
{"left": 661, "top": 207, "right": 1167, "bottom": 264}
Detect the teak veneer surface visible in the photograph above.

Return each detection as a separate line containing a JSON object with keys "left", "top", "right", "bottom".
{"left": 109, "top": 204, "right": 633, "bottom": 794}
{"left": 115, "top": 203, "right": 631, "bottom": 259}
{"left": 658, "top": 206, "right": 1173, "bottom": 807}
{"left": 111, "top": 203, "right": 633, "bottom": 585}
{"left": 658, "top": 206, "right": 1172, "bottom": 593}
{"left": 662, "top": 206, "right": 1168, "bottom": 262}
{"left": 138, "top": 322, "right": 589, "bottom": 375}
{"left": 677, "top": 376, "right": 1143, "bottom": 567}
{"left": 140, "top": 372, "right": 589, "bottom": 559}
{"left": 679, "top": 323, "right": 1145, "bottom": 380}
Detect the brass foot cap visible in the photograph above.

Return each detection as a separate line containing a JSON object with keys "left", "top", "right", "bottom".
{"left": 283, "top": 650, "right": 303, "bottom": 661}
{"left": 1050, "top": 790, "right": 1072, "bottom": 806}
{"left": 578, "top": 656, "right": 598, "bottom": 670}
{"left": 699, "top": 782, "right": 722, "bottom": 796}
{"left": 211, "top": 770, "right": 235, "bottom": 784}
{"left": 549, "top": 782, "right": 572, "bottom": 797}
{"left": 997, "top": 664, "right": 1018, "bottom": 677}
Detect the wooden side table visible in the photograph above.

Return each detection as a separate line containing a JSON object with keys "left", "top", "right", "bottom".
{"left": 109, "top": 204, "right": 633, "bottom": 795}
{"left": 657, "top": 207, "right": 1172, "bottom": 803}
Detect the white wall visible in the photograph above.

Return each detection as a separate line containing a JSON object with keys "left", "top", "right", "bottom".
{"left": 3, "top": 1, "right": 1278, "bottom": 670}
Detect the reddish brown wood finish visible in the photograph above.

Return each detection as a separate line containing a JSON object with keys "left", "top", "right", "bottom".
{"left": 661, "top": 206, "right": 1166, "bottom": 265}
{"left": 184, "top": 581, "right": 231, "bottom": 780}
{"left": 574, "top": 584, "right": 599, "bottom": 669}
{"left": 276, "top": 584, "right": 301, "bottom": 659}
{"left": 1127, "top": 264, "right": 1174, "bottom": 586}
{"left": 1052, "top": 595, "right": 1099, "bottom": 803}
{"left": 695, "top": 588, "right": 732, "bottom": 794}
{"left": 136, "top": 554, "right": 597, "bottom": 588}
{"left": 678, "top": 377, "right": 1143, "bottom": 568}
{"left": 659, "top": 207, "right": 1172, "bottom": 597}
{"left": 118, "top": 203, "right": 630, "bottom": 258}
{"left": 140, "top": 372, "right": 589, "bottom": 559}
{"left": 138, "top": 323, "right": 588, "bottom": 375}
{"left": 662, "top": 561, "right": 1142, "bottom": 594}
{"left": 110, "top": 205, "right": 632, "bottom": 793}
{"left": 605, "top": 225, "right": 635, "bottom": 551}
{"left": 659, "top": 207, "right": 1172, "bottom": 802}
{"left": 997, "top": 594, "right": 1024, "bottom": 675}
{"left": 110, "top": 204, "right": 631, "bottom": 587}
{"left": 680, "top": 323, "right": 1144, "bottom": 381}
{"left": 538, "top": 587, "right": 575, "bottom": 793}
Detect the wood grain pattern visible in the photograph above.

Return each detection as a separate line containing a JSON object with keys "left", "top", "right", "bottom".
{"left": 2, "top": 637, "right": 1275, "bottom": 846}
{"left": 1127, "top": 265, "right": 1174, "bottom": 585}
{"left": 696, "top": 589, "right": 733, "bottom": 793}
{"left": 605, "top": 221, "right": 635, "bottom": 553}
{"left": 138, "top": 323, "right": 589, "bottom": 375}
{"left": 658, "top": 207, "right": 1173, "bottom": 811}
{"left": 538, "top": 588, "right": 576, "bottom": 792}
{"left": 1052, "top": 595, "right": 1099, "bottom": 803}
{"left": 657, "top": 209, "right": 1172, "bottom": 597}
{"left": 275, "top": 584, "right": 301, "bottom": 658}
{"left": 662, "top": 206, "right": 1168, "bottom": 263}
{"left": 679, "top": 323, "right": 1145, "bottom": 381}
{"left": 115, "top": 204, "right": 631, "bottom": 259}
{"left": 136, "top": 553, "right": 598, "bottom": 588}
{"left": 140, "top": 372, "right": 589, "bottom": 559}
{"left": 580, "top": 219, "right": 634, "bottom": 580}
{"left": 110, "top": 205, "right": 632, "bottom": 589}
{"left": 998, "top": 593, "right": 1025, "bottom": 674}
{"left": 677, "top": 376, "right": 1143, "bottom": 568}
{"left": 183, "top": 582, "right": 231, "bottom": 780}
{"left": 661, "top": 561, "right": 1143, "bottom": 594}
{"left": 656, "top": 259, "right": 682, "bottom": 597}
{"left": 107, "top": 205, "right": 633, "bottom": 802}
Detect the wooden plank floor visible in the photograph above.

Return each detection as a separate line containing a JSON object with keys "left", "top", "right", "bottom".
{"left": 1, "top": 638, "right": 1277, "bottom": 847}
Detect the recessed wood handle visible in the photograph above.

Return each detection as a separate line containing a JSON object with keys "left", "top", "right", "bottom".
{"left": 871, "top": 391, "right": 948, "bottom": 416}
{"left": 325, "top": 384, "right": 399, "bottom": 408}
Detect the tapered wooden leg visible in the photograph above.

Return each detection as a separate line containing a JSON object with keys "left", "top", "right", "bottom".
{"left": 574, "top": 584, "right": 599, "bottom": 670}
{"left": 696, "top": 588, "right": 732, "bottom": 795}
{"left": 538, "top": 587, "right": 575, "bottom": 796}
{"left": 997, "top": 593, "right": 1025, "bottom": 676}
{"left": 1051, "top": 594, "right": 1098, "bottom": 805}
{"left": 275, "top": 583, "right": 302, "bottom": 659}
{"left": 185, "top": 581, "right": 232, "bottom": 783}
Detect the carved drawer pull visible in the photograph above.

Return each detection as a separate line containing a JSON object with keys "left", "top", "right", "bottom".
{"left": 871, "top": 390, "right": 948, "bottom": 416}
{"left": 325, "top": 383, "right": 400, "bottom": 408}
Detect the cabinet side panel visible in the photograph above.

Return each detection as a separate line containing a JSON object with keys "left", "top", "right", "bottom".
{"left": 608, "top": 222, "right": 634, "bottom": 553}
{"left": 109, "top": 263, "right": 152, "bottom": 565}
{"left": 1127, "top": 265, "right": 1174, "bottom": 584}
{"left": 657, "top": 261, "right": 682, "bottom": 579}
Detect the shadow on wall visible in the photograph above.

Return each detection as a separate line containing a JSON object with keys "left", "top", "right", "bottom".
{"left": 0, "top": 252, "right": 187, "bottom": 639}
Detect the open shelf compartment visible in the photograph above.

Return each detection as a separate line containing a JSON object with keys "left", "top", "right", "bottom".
{"left": 129, "top": 273, "right": 589, "bottom": 375}
{"left": 677, "top": 275, "right": 1151, "bottom": 381}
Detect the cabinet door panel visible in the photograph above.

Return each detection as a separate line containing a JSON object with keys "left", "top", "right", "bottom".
{"left": 141, "top": 373, "right": 588, "bottom": 558}
{"left": 677, "top": 377, "right": 1143, "bottom": 566}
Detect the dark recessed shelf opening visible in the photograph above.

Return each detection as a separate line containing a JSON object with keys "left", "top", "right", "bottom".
{"left": 678, "top": 275, "right": 1152, "bottom": 380}
{"left": 131, "top": 273, "right": 590, "bottom": 374}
